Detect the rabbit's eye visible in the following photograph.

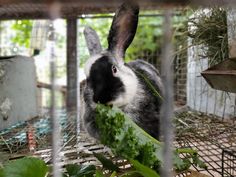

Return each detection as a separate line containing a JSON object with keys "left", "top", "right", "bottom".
{"left": 112, "top": 65, "right": 117, "bottom": 74}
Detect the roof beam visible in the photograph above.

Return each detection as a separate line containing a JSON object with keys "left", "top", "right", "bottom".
{"left": 0, "top": 0, "right": 236, "bottom": 20}
{"left": 1, "top": 0, "right": 236, "bottom": 6}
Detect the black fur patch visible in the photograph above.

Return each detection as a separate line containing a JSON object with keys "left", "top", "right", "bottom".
{"left": 88, "top": 56, "right": 125, "bottom": 104}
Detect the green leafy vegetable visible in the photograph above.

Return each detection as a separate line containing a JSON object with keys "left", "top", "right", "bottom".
{"left": 95, "top": 104, "right": 206, "bottom": 173}
{"left": 2, "top": 157, "right": 48, "bottom": 177}
{"left": 93, "top": 153, "right": 119, "bottom": 172}
{"left": 0, "top": 168, "right": 4, "bottom": 177}
{"left": 192, "top": 153, "right": 207, "bottom": 169}
{"left": 110, "top": 171, "right": 117, "bottom": 177}
{"left": 96, "top": 104, "right": 162, "bottom": 167}
{"left": 64, "top": 164, "right": 96, "bottom": 177}
{"left": 95, "top": 170, "right": 105, "bottom": 177}
{"left": 130, "top": 160, "right": 160, "bottom": 177}
{"left": 119, "top": 171, "right": 140, "bottom": 177}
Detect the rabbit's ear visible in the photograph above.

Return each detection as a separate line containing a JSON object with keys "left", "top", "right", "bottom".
{"left": 108, "top": 1, "right": 139, "bottom": 63}
{"left": 84, "top": 26, "right": 102, "bottom": 56}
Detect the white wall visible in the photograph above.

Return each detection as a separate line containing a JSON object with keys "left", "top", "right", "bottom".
{"left": 0, "top": 56, "right": 38, "bottom": 130}
{"left": 187, "top": 41, "right": 236, "bottom": 119}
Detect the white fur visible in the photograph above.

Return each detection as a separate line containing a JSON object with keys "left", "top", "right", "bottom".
{"left": 84, "top": 54, "right": 102, "bottom": 77}
{"left": 108, "top": 65, "right": 139, "bottom": 107}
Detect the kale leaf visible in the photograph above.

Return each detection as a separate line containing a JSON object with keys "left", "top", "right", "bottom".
{"left": 95, "top": 104, "right": 206, "bottom": 172}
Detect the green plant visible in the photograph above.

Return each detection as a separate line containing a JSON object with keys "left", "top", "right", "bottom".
{"left": 125, "top": 15, "right": 163, "bottom": 63}
{"left": 95, "top": 104, "right": 206, "bottom": 174}
{"left": 93, "top": 153, "right": 119, "bottom": 172}
{"left": 188, "top": 8, "right": 228, "bottom": 66}
{"left": 11, "top": 20, "right": 33, "bottom": 49}
{"left": 78, "top": 11, "right": 190, "bottom": 67}
{"left": 129, "top": 160, "right": 160, "bottom": 177}
{"left": 64, "top": 164, "right": 96, "bottom": 177}
{"left": 94, "top": 153, "right": 160, "bottom": 177}
{"left": 78, "top": 15, "right": 162, "bottom": 67}
{"left": 0, "top": 142, "right": 206, "bottom": 177}
{"left": 0, "top": 157, "right": 48, "bottom": 177}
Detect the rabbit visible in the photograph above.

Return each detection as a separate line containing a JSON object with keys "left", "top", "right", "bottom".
{"left": 82, "top": 1, "right": 163, "bottom": 140}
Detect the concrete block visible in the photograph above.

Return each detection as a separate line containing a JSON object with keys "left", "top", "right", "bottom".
{"left": 0, "top": 56, "right": 38, "bottom": 130}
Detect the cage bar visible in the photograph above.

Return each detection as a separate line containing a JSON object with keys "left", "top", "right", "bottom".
{"left": 161, "top": 9, "right": 174, "bottom": 177}
{"left": 49, "top": 23, "right": 62, "bottom": 177}
{"left": 0, "top": 1, "right": 236, "bottom": 177}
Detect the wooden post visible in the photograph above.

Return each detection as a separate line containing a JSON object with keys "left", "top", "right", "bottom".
{"left": 66, "top": 18, "right": 77, "bottom": 112}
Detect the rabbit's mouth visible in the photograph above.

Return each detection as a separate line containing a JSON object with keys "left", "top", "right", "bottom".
{"left": 92, "top": 84, "right": 125, "bottom": 105}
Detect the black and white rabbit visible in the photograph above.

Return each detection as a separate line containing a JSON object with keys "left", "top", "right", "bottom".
{"left": 82, "top": 1, "right": 163, "bottom": 140}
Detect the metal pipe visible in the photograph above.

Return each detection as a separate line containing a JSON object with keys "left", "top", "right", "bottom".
{"left": 77, "top": 19, "right": 81, "bottom": 146}
{"left": 48, "top": 2, "right": 62, "bottom": 177}
{"left": 49, "top": 22, "right": 62, "bottom": 177}
{"left": 77, "top": 13, "right": 182, "bottom": 19}
{"left": 160, "top": 9, "right": 174, "bottom": 177}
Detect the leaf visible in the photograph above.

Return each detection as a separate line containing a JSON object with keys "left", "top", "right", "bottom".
{"left": 95, "top": 170, "right": 105, "bottom": 177}
{"left": 3, "top": 157, "right": 48, "bottom": 177}
{"left": 93, "top": 153, "right": 119, "bottom": 172}
{"left": 65, "top": 164, "right": 79, "bottom": 176}
{"left": 192, "top": 155, "right": 207, "bottom": 170}
{"left": 119, "top": 171, "right": 140, "bottom": 177}
{"left": 78, "top": 165, "right": 96, "bottom": 177}
{"left": 96, "top": 104, "right": 202, "bottom": 173}
{"left": 65, "top": 164, "right": 96, "bottom": 177}
{"left": 110, "top": 171, "right": 117, "bottom": 177}
{"left": 0, "top": 168, "right": 4, "bottom": 177}
{"left": 11, "top": 20, "right": 33, "bottom": 48}
{"left": 173, "top": 154, "right": 191, "bottom": 172}
{"left": 129, "top": 159, "right": 160, "bottom": 177}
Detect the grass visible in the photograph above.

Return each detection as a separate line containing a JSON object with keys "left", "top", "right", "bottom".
{"left": 188, "top": 8, "right": 229, "bottom": 67}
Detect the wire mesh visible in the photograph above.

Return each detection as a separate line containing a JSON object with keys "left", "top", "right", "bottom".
{"left": 175, "top": 111, "right": 236, "bottom": 176}
{"left": 0, "top": 3, "right": 236, "bottom": 177}
{"left": 222, "top": 149, "right": 236, "bottom": 177}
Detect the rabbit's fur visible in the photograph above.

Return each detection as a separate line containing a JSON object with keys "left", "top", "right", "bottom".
{"left": 82, "top": 1, "right": 163, "bottom": 139}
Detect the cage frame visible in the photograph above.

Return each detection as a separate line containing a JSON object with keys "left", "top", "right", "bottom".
{"left": 1, "top": 1, "right": 236, "bottom": 177}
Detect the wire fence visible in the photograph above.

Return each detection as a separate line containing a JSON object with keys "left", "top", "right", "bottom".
{"left": 0, "top": 2, "right": 236, "bottom": 177}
